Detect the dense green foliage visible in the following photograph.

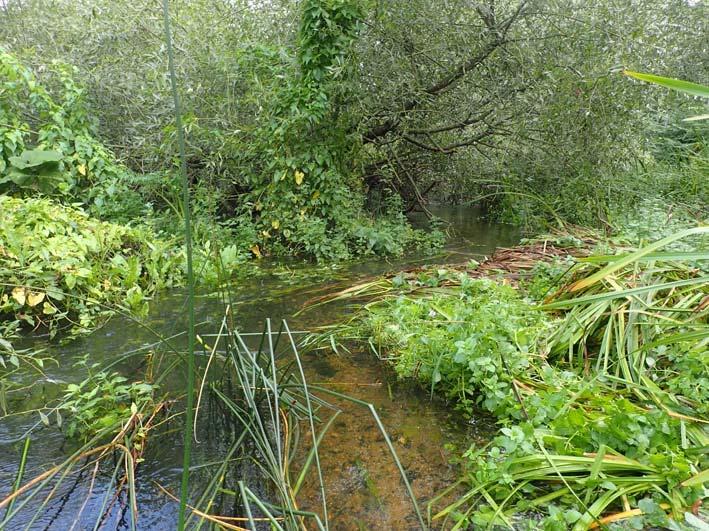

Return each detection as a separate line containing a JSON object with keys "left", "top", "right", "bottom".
{"left": 60, "top": 370, "right": 156, "bottom": 440}
{"left": 348, "top": 223, "right": 708, "bottom": 528}
{"left": 0, "top": 1, "right": 445, "bottom": 261}
{"left": 369, "top": 275, "right": 552, "bottom": 417}
{"left": 2, "top": 0, "right": 705, "bottom": 239}
{"left": 0, "top": 196, "right": 182, "bottom": 339}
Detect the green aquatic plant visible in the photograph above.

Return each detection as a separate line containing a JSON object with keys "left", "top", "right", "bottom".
{"left": 1, "top": 312, "right": 324, "bottom": 529}
{"left": 60, "top": 371, "right": 156, "bottom": 440}
{"left": 337, "top": 228, "right": 708, "bottom": 529}
{"left": 366, "top": 274, "right": 553, "bottom": 419}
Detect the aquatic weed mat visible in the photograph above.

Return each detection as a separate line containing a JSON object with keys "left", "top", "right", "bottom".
{"left": 299, "top": 235, "right": 595, "bottom": 312}
{"left": 305, "top": 228, "right": 708, "bottom": 529}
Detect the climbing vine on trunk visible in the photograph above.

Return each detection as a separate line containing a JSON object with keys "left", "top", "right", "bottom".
{"left": 243, "top": 0, "right": 373, "bottom": 259}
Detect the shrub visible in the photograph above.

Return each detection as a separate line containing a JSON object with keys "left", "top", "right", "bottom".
{"left": 0, "top": 196, "right": 182, "bottom": 339}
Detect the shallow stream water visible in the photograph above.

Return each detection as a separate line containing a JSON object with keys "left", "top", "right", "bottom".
{"left": 0, "top": 206, "right": 518, "bottom": 530}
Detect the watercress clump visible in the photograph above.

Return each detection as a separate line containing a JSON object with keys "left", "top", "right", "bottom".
{"left": 356, "top": 254, "right": 708, "bottom": 527}
{"left": 60, "top": 371, "right": 155, "bottom": 440}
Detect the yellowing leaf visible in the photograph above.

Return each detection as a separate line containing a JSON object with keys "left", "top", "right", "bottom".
{"left": 294, "top": 170, "right": 304, "bottom": 185}
{"left": 27, "top": 291, "right": 45, "bottom": 307}
{"left": 77, "top": 164, "right": 87, "bottom": 176}
{"left": 250, "top": 244, "right": 262, "bottom": 258}
{"left": 311, "top": 191, "right": 320, "bottom": 201}
{"left": 11, "top": 287, "right": 26, "bottom": 306}
{"left": 43, "top": 301, "right": 57, "bottom": 315}
{"left": 271, "top": 220, "right": 280, "bottom": 230}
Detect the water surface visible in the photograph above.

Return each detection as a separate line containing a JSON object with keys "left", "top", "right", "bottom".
{"left": 0, "top": 206, "right": 518, "bottom": 530}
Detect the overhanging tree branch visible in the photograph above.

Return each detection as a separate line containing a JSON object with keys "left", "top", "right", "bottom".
{"left": 362, "top": 1, "right": 527, "bottom": 144}
{"left": 406, "top": 108, "right": 494, "bottom": 135}
{"left": 402, "top": 127, "right": 497, "bottom": 154}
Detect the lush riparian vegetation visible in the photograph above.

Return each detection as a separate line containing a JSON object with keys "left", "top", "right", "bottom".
{"left": 328, "top": 212, "right": 707, "bottom": 529}
{"left": 0, "top": 0, "right": 707, "bottom": 529}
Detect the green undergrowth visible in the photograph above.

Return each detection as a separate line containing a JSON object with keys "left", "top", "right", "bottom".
{"left": 335, "top": 226, "right": 708, "bottom": 529}
{"left": 0, "top": 47, "right": 444, "bottom": 264}
{"left": 0, "top": 196, "right": 183, "bottom": 341}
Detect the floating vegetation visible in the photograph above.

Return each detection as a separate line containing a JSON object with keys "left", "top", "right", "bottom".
{"left": 318, "top": 227, "right": 708, "bottom": 529}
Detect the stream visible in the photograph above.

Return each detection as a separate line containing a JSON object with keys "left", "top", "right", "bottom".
{"left": 0, "top": 206, "right": 519, "bottom": 530}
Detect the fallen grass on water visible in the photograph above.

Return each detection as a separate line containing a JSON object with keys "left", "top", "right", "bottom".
{"left": 311, "top": 225, "right": 708, "bottom": 529}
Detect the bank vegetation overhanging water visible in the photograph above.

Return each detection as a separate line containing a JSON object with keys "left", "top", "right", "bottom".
{"left": 1, "top": 0, "right": 709, "bottom": 529}
{"left": 304, "top": 217, "right": 708, "bottom": 530}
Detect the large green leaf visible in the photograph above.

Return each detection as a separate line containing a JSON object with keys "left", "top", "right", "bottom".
{"left": 624, "top": 70, "right": 709, "bottom": 99}
{"left": 8, "top": 149, "right": 62, "bottom": 170}
{"left": 542, "top": 276, "right": 709, "bottom": 309}
{"left": 568, "top": 227, "right": 709, "bottom": 292}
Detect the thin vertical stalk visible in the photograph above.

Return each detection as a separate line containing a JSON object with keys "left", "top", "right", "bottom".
{"left": 284, "top": 320, "right": 329, "bottom": 529}
{"left": 160, "top": 1, "right": 196, "bottom": 529}
{"left": 266, "top": 319, "right": 284, "bottom": 474}
{"left": 1, "top": 436, "right": 30, "bottom": 526}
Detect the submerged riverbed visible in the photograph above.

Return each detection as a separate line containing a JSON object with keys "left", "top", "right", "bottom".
{"left": 0, "top": 207, "right": 519, "bottom": 530}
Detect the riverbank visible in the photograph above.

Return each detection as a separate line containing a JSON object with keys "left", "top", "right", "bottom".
{"left": 321, "top": 215, "right": 708, "bottom": 529}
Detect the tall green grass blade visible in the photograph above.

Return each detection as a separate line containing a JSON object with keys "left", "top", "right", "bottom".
{"left": 266, "top": 319, "right": 283, "bottom": 474}
{"left": 125, "top": 436, "right": 138, "bottom": 531}
{"left": 567, "top": 227, "right": 708, "bottom": 292}
{"left": 240, "top": 484, "right": 285, "bottom": 531}
{"left": 681, "top": 468, "right": 709, "bottom": 487}
{"left": 579, "top": 251, "right": 709, "bottom": 263}
{"left": 544, "top": 276, "right": 709, "bottom": 309}
{"left": 1, "top": 436, "right": 30, "bottom": 527}
{"left": 293, "top": 411, "right": 341, "bottom": 496}
{"left": 624, "top": 70, "right": 709, "bottom": 98}
{"left": 283, "top": 320, "right": 329, "bottom": 529}
{"left": 160, "top": 1, "right": 197, "bottom": 528}
{"left": 237, "top": 481, "right": 256, "bottom": 529}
